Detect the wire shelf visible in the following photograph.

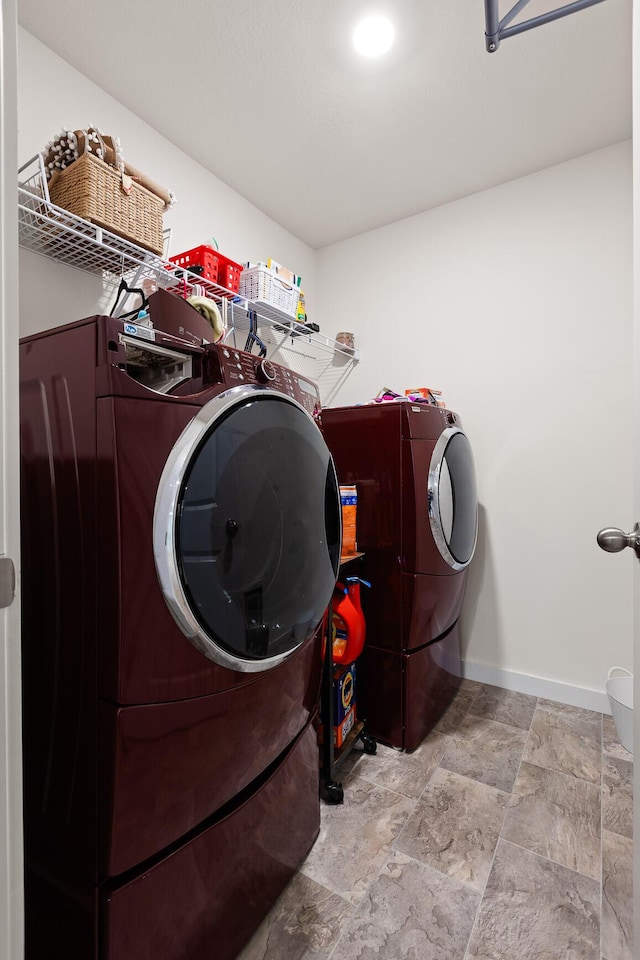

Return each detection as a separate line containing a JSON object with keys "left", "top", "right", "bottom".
{"left": 17, "top": 155, "right": 359, "bottom": 397}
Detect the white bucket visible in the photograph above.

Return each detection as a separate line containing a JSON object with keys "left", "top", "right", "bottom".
{"left": 605, "top": 667, "right": 633, "bottom": 755}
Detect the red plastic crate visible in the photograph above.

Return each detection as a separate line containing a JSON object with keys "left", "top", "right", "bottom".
{"left": 169, "top": 245, "right": 243, "bottom": 293}
{"left": 218, "top": 259, "right": 243, "bottom": 293}
{"left": 169, "top": 245, "right": 219, "bottom": 282}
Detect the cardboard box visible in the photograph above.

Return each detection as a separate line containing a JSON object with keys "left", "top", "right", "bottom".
{"left": 404, "top": 386, "right": 447, "bottom": 407}
{"left": 333, "top": 661, "right": 356, "bottom": 725}
{"left": 334, "top": 705, "right": 356, "bottom": 748}
{"left": 318, "top": 662, "right": 357, "bottom": 748}
{"left": 340, "top": 485, "right": 357, "bottom": 556}
{"left": 266, "top": 257, "right": 302, "bottom": 288}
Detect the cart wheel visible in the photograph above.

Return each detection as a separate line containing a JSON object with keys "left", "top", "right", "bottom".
{"left": 324, "top": 781, "right": 344, "bottom": 805}
{"left": 362, "top": 735, "right": 377, "bottom": 755}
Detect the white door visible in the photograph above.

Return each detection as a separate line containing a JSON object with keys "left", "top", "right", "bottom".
{"left": 0, "top": 0, "right": 24, "bottom": 956}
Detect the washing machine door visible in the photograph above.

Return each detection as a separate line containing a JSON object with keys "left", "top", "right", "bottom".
{"left": 154, "top": 385, "right": 341, "bottom": 672}
{"left": 428, "top": 427, "right": 478, "bottom": 571}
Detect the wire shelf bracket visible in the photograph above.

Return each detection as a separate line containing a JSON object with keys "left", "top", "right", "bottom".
{"left": 484, "top": 0, "right": 607, "bottom": 52}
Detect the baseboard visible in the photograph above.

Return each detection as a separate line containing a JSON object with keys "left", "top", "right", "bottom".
{"left": 461, "top": 660, "right": 611, "bottom": 715}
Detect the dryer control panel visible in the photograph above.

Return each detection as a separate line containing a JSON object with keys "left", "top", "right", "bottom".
{"left": 212, "top": 345, "right": 321, "bottom": 417}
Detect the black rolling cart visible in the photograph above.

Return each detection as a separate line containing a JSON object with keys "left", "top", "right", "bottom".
{"left": 320, "top": 554, "right": 376, "bottom": 804}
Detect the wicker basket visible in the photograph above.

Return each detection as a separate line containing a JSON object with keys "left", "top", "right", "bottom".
{"left": 48, "top": 152, "right": 165, "bottom": 255}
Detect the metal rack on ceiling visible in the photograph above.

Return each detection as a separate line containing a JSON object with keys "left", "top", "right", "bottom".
{"left": 484, "top": 0, "right": 606, "bottom": 52}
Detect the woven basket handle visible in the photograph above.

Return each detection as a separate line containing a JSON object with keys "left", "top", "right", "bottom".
{"left": 607, "top": 666, "right": 633, "bottom": 680}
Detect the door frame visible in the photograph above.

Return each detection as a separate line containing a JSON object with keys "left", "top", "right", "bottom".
{"left": 0, "top": 0, "right": 23, "bottom": 956}
{"left": 633, "top": 0, "right": 640, "bottom": 944}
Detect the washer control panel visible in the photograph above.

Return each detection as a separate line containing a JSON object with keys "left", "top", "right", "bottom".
{"left": 212, "top": 345, "right": 321, "bottom": 416}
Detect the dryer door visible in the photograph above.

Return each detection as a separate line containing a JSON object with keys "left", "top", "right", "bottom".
{"left": 428, "top": 427, "right": 478, "bottom": 571}
{"left": 154, "top": 385, "right": 341, "bottom": 672}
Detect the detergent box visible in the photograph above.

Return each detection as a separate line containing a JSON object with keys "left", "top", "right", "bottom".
{"left": 340, "top": 485, "right": 358, "bottom": 556}
{"left": 334, "top": 705, "right": 356, "bottom": 748}
{"left": 319, "top": 661, "right": 357, "bottom": 748}
{"left": 333, "top": 661, "right": 356, "bottom": 726}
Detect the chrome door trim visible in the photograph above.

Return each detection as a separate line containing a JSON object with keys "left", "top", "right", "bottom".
{"left": 154, "top": 383, "right": 324, "bottom": 672}
{"left": 427, "top": 426, "right": 477, "bottom": 571}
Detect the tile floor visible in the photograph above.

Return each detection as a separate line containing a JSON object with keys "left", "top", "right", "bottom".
{"left": 237, "top": 680, "right": 633, "bottom": 960}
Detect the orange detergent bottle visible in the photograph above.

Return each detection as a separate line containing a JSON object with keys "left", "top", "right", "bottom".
{"left": 331, "top": 578, "right": 371, "bottom": 665}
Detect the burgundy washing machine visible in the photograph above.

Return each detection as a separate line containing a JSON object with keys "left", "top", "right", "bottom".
{"left": 321, "top": 401, "right": 477, "bottom": 750}
{"left": 20, "top": 293, "right": 341, "bottom": 959}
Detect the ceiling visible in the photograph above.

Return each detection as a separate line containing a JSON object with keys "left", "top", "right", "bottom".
{"left": 17, "top": 0, "right": 631, "bottom": 249}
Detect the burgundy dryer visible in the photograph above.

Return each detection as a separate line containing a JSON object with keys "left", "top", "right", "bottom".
{"left": 321, "top": 401, "right": 477, "bottom": 750}
{"left": 20, "top": 296, "right": 340, "bottom": 959}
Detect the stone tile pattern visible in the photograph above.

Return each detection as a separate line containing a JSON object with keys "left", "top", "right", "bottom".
{"left": 394, "top": 767, "right": 508, "bottom": 891}
{"left": 237, "top": 682, "right": 633, "bottom": 960}
{"left": 501, "top": 760, "right": 601, "bottom": 880}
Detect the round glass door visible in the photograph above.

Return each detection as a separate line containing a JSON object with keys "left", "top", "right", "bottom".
{"left": 428, "top": 427, "right": 477, "bottom": 570}
{"left": 154, "top": 385, "right": 341, "bottom": 671}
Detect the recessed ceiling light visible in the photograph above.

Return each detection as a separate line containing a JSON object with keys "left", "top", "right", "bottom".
{"left": 353, "top": 15, "right": 395, "bottom": 58}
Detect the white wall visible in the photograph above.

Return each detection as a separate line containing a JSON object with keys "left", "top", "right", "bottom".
{"left": 17, "top": 28, "right": 316, "bottom": 336}
{"left": 317, "top": 142, "right": 633, "bottom": 706}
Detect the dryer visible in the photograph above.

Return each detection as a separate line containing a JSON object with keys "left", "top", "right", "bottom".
{"left": 321, "top": 401, "right": 477, "bottom": 750}
{"left": 20, "top": 295, "right": 340, "bottom": 959}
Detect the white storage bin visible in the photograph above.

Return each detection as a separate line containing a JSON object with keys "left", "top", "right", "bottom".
{"left": 239, "top": 264, "right": 298, "bottom": 316}
{"left": 605, "top": 666, "right": 633, "bottom": 755}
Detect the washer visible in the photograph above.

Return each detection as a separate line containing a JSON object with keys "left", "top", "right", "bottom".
{"left": 20, "top": 298, "right": 340, "bottom": 959}
{"left": 321, "top": 401, "right": 477, "bottom": 750}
